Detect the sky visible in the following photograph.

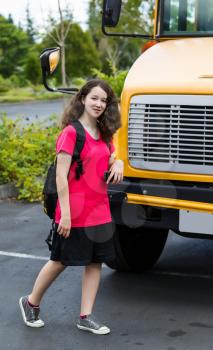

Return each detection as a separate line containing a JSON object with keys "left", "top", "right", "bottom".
{"left": 0, "top": 0, "right": 89, "bottom": 29}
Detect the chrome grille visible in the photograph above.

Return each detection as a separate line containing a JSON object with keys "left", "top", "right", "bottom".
{"left": 128, "top": 95, "right": 213, "bottom": 174}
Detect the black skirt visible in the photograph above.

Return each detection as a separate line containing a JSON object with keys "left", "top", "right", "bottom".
{"left": 50, "top": 222, "right": 116, "bottom": 266}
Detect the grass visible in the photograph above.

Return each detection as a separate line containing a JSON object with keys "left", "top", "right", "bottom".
{"left": 0, "top": 86, "right": 63, "bottom": 103}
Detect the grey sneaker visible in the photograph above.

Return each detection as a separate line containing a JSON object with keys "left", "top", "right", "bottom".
{"left": 77, "top": 314, "right": 110, "bottom": 335}
{"left": 19, "top": 296, "right": 44, "bottom": 328}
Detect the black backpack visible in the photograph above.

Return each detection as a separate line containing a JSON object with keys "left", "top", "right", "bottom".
{"left": 43, "top": 120, "right": 86, "bottom": 220}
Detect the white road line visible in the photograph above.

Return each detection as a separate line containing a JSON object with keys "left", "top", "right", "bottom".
{"left": 0, "top": 251, "right": 49, "bottom": 261}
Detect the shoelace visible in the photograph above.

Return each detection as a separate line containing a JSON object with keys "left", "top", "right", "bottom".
{"left": 87, "top": 316, "right": 103, "bottom": 329}
{"left": 29, "top": 306, "right": 39, "bottom": 321}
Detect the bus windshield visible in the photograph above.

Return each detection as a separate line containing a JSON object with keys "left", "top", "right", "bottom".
{"left": 159, "top": 0, "right": 213, "bottom": 36}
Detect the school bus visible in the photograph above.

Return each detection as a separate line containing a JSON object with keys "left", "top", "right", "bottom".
{"left": 40, "top": 0, "right": 213, "bottom": 273}
{"left": 100, "top": 0, "right": 213, "bottom": 272}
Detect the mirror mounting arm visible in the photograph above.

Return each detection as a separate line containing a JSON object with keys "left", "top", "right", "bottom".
{"left": 42, "top": 68, "right": 79, "bottom": 95}
{"left": 41, "top": 68, "right": 57, "bottom": 93}
{"left": 101, "top": 0, "right": 153, "bottom": 39}
{"left": 41, "top": 66, "right": 79, "bottom": 95}
{"left": 102, "top": 21, "right": 154, "bottom": 39}
{"left": 57, "top": 87, "right": 79, "bottom": 94}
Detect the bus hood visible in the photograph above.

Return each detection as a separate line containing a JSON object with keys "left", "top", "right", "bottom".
{"left": 124, "top": 37, "right": 213, "bottom": 95}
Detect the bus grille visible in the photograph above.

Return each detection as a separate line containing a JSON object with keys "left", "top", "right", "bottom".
{"left": 128, "top": 95, "right": 213, "bottom": 175}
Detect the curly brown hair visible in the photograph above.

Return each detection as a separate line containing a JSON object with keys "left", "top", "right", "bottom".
{"left": 60, "top": 79, "right": 121, "bottom": 144}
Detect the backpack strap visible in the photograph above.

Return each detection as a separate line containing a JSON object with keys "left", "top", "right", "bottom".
{"left": 108, "top": 142, "right": 111, "bottom": 153}
{"left": 70, "top": 120, "right": 86, "bottom": 180}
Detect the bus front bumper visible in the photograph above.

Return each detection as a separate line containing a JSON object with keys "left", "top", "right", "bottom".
{"left": 107, "top": 179, "right": 213, "bottom": 235}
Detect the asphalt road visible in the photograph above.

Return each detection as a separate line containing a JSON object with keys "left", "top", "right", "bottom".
{"left": 0, "top": 99, "right": 67, "bottom": 124}
{"left": 1, "top": 200, "right": 213, "bottom": 350}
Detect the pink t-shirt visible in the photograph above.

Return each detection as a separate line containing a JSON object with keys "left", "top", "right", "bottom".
{"left": 54, "top": 124, "right": 115, "bottom": 227}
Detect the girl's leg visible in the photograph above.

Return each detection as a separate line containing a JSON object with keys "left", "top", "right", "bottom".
{"left": 28, "top": 260, "right": 66, "bottom": 305}
{"left": 80, "top": 263, "right": 102, "bottom": 316}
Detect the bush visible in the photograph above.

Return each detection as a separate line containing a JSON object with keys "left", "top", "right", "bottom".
{"left": 24, "top": 52, "right": 42, "bottom": 85}
{"left": 91, "top": 67, "right": 128, "bottom": 98}
{"left": 11, "top": 74, "right": 28, "bottom": 88}
{"left": 0, "top": 114, "right": 60, "bottom": 201}
{"left": 0, "top": 74, "right": 28, "bottom": 91}
{"left": 71, "top": 77, "right": 87, "bottom": 88}
{"left": 0, "top": 75, "right": 12, "bottom": 93}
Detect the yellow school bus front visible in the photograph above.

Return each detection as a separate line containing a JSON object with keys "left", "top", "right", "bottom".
{"left": 114, "top": 36, "right": 213, "bottom": 215}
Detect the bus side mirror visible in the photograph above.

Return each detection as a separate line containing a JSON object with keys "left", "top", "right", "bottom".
{"left": 40, "top": 47, "right": 78, "bottom": 94}
{"left": 102, "top": 0, "right": 153, "bottom": 39}
{"left": 40, "top": 47, "right": 60, "bottom": 76}
{"left": 102, "top": 0, "right": 122, "bottom": 27}
{"left": 40, "top": 47, "right": 61, "bottom": 93}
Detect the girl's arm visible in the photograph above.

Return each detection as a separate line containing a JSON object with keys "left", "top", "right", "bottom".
{"left": 108, "top": 152, "right": 116, "bottom": 168}
{"left": 56, "top": 151, "right": 72, "bottom": 237}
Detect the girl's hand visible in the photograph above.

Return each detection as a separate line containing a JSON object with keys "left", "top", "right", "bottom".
{"left": 107, "top": 159, "right": 124, "bottom": 184}
{"left": 57, "top": 216, "right": 71, "bottom": 238}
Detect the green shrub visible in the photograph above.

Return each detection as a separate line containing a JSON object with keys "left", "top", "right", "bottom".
{"left": 91, "top": 67, "right": 128, "bottom": 98}
{"left": 71, "top": 77, "right": 87, "bottom": 88}
{"left": 0, "top": 75, "right": 12, "bottom": 93}
{"left": 0, "top": 114, "right": 60, "bottom": 201}
{"left": 24, "top": 52, "right": 41, "bottom": 85}
{"left": 9, "top": 73, "right": 28, "bottom": 88}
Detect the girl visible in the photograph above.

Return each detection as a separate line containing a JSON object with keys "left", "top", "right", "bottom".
{"left": 19, "top": 79, "right": 124, "bottom": 335}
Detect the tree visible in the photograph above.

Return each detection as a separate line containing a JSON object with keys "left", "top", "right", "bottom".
{"left": 42, "top": 22, "right": 101, "bottom": 83}
{"left": 0, "top": 15, "right": 29, "bottom": 78}
{"left": 7, "top": 14, "right": 13, "bottom": 24}
{"left": 25, "top": 2, "right": 37, "bottom": 44}
{"left": 41, "top": 0, "right": 73, "bottom": 86}
{"left": 24, "top": 50, "right": 41, "bottom": 85}
{"left": 88, "top": 0, "right": 154, "bottom": 72}
{"left": 65, "top": 24, "right": 101, "bottom": 79}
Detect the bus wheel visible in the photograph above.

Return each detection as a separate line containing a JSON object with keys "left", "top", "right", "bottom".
{"left": 106, "top": 225, "right": 168, "bottom": 272}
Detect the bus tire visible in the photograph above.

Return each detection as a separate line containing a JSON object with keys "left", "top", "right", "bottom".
{"left": 106, "top": 225, "right": 168, "bottom": 272}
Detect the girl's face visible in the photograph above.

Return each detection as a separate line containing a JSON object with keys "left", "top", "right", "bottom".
{"left": 82, "top": 86, "right": 107, "bottom": 119}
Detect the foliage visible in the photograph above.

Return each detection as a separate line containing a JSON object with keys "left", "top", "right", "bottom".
{"left": 91, "top": 66, "right": 128, "bottom": 98}
{"left": 88, "top": 0, "right": 154, "bottom": 72}
{"left": 0, "top": 75, "right": 13, "bottom": 93}
{"left": 0, "top": 74, "right": 30, "bottom": 92}
{"left": 42, "top": 1, "right": 74, "bottom": 86}
{"left": 0, "top": 15, "right": 29, "bottom": 78}
{"left": 72, "top": 77, "right": 87, "bottom": 88}
{"left": 25, "top": 4, "right": 37, "bottom": 44}
{"left": 0, "top": 13, "right": 41, "bottom": 86}
{"left": 0, "top": 114, "right": 60, "bottom": 201}
{"left": 0, "top": 85, "right": 62, "bottom": 103}
{"left": 24, "top": 50, "right": 42, "bottom": 85}
{"left": 41, "top": 22, "right": 101, "bottom": 83}
{"left": 66, "top": 24, "right": 101, "bottom": 78}
{"left": 9, "top": 74, "right": 28, "bottom": 88}
{"left": 0, "top": 1, "right": 155, "bottom": 92}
